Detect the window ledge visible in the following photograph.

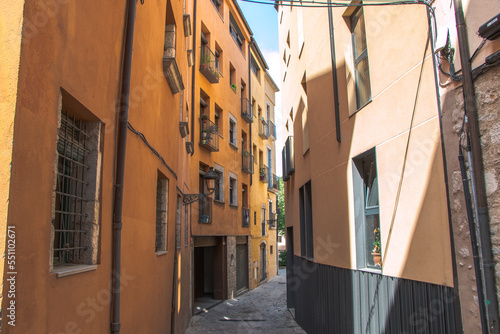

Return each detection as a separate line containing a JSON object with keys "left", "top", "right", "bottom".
{"left": 359, "top": 267, "right": 382, "bottom": 274}
{"left": 229, "top": 204, "right": 239, "bottom": 209}
{"left": 351, "top": 98, "right": 373, "bottom": 117}
{"left": 156, "top": 251, "right": 168, "bottom": 256}
{"left": 229, "top": 143, "right": 238, "bottom": 151}
{"left": 214, "top": 199, "right": 225, "bottom": 205}
{"left": 54, "top": 264, "right": 97, "bottom": 278}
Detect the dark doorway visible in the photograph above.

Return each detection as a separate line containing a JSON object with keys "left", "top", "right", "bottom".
{"left": 286, "top": 226, "right": 295, "bottom": 309}
{"left": 260, "top": 243, "right": 267, "bottom": 282}
{"left": 194, "top": 246, "right": 214, "bottom": 299}
{"left": 236, "top": 244, "right": 248, "bottom": 291}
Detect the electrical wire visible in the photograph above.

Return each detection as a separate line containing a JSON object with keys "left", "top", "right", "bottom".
{"left": 242, "top": 0, "right": 433, "bottom": 11}
{"left": 383, "top": 29, "right": 431, "bottom": 259}
{"left": 470, "top": 38, "right": 486, "bottom": 63}
{"left": 127, "top": 122, "right": 178, "bottom": 179}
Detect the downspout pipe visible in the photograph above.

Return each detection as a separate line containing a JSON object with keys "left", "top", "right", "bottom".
{"left": 453, "top": 0, "right": 500, "bottom": 332}
{"left": 111, "top": 0, "right": 137, "bottom": 332}
{"left": 327, "top": 0, "right": 341, "bottom": 143}
{"left": 249, "top": 38, "right": 253, "bottom": 186}
{"left": 190, "top": 0, "right": 198, "bottom": 156}
{"left": 459, "top": 140, "right": 488, "bottom": 334}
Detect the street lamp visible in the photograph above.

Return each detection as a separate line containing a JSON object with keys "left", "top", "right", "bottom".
{"left": 183, "top": 167, "right": 218, "bottom": 205}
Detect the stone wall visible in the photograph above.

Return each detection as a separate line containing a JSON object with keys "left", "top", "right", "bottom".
{"left": 441, "top": 66, "right": 500, "bottom": 332}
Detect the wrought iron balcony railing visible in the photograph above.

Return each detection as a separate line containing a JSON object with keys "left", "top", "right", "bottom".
{"left": 259, "top": 119, "right": 268, "bottom": 139}
{"left": 259, "top": 164, "right": 269, "bottom": 183}
{"left": 268, "top": 173, "right": 279, "bottom": 192}
{"left": 242, "top": 207, "right": 250, "bottom": 227}
{"left": 242, "top": 150, "right": 254, "bottom": 174}
{"left": 199, "top": 195, "right": 212, "bottom": 224}
{"left": 241, "top": 98, "right": 253, "bottom": 123}
{"left": 199, "top": 45, "right": 220, "bottom": 83}
{"left": 267, "top": 212, "right": 277, "bottom": 229}
{"left": 268, "top": 120, "right": 276, "bottom": 141}
{"left": 199, "top": 117, "right": 219, "bottom": 152}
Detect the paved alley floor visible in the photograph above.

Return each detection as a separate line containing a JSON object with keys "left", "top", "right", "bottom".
{"left": 184, "top": 269, "right": 306, "bottom": 334}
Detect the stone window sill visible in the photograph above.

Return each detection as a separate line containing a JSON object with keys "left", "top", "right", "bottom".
{"left": 156, "top": 251, "right": 168, "bottom": 257}
{"left": 54, "top": 264, "right": 97, "bottom": 278}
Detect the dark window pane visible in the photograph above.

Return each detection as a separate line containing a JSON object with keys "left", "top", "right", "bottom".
{"left": 355, "top": 57, "right": 371, "bottom": 108}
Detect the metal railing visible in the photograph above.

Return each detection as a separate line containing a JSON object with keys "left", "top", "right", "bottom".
{"left": 241, "top": 98, "right": 253, "bottom": 123}
{"left": 199, "top": 195, "right": 212, "bottom": 224}
{"left": 267, "top": 213, "right": 277, "bottom": 229}
{"left": 268, "top": 120, "right": 276, "bottom": 141}
{"left": 268, "top": 173, "right": 279, "bottom": 192}
{"left": 242, "top": 207, "right": 250, "bottom": 227}
{"left": 259, "top": 119, "right": 268, "bottom": 139}
{"left": 242, "top": 150, "right": 254, "bottom": 174}
{"left": 199, "top": 117, "right": 219, "bottom": 152}
{"left": 259, "top": 164, "right": 269, "bottom": 183}
{"left": 199, "top": 45, "right": 220, "bottom": 83}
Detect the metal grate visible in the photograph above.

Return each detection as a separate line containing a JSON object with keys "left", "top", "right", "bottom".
{"left": 155, "top": 178, "right": 167, "bottom": 252}
{"left": 53, "top": 112, "right": 89, "bottom": 266}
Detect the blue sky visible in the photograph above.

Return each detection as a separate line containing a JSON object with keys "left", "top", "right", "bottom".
{"left": 238, "top": 0, "right": 284, "bottom": 176}
{"left": 238, "top": 0, "right": 279, "bottom": 53}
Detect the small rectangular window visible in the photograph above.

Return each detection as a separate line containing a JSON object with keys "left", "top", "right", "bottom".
{"left": 299, "top": 181, "right": 313, "bottom": 260}
{"left": 229, "top": 176, "right": 237, "bottom": 206}
{"left": 156, "top": 173, "right": 169, "bottom": 252}
{"left": 213, "top": 166, "right": 224, "bottom": 202}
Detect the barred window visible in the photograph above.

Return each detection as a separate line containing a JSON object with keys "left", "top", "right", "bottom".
{"left": 53, "top": 111, "right": 102, "bottom": 267}
{"left": 156, "top": 173, "right": 169, "bottom": 252}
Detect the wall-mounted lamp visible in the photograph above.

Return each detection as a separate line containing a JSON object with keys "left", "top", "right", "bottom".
{"left": 183, "top": 167, "right": 218, "bottom": 205}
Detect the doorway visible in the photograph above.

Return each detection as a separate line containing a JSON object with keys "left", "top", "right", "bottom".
{"left": 260, "top": 243, "right": 267, "bottom": 282}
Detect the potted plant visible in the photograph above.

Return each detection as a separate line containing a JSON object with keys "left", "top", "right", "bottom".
{"left": 201, "top": 114, "right": 209, "bottom": 120}
{"left": 231, "top": 83, "right": 237, "bottom": 92}
{"left": 243, "top": 150, "right": 249, "bottom": 157}
{"left": 371, "top": 227, "right": 382, "bottom": 267}
{"left": 201, "top": 53, "right": 211, "bottom": 66}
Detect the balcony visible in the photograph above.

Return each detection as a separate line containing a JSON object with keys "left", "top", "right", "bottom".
{"left": 268, "top": 173, "right": 279, "bottom": 193}
{"left": 259, "top": 164, "right": 269, "bottom": 183}
{"left": 259, "top": 120, "right": 268, "bottom": 139}
{"left": 241, "top": 98, "right": 253, "bottom": 123}
{"left": 199, "top": 45, "right": 220, "bottom": 83}
{"left": 268, "top": 120, "right": 276, "bottom": 141}
{"left": 242, "top": 150, "right": 254, "bottom": 174}
{"left": 242, "top": 207, "right": 250, "bottom": 227}
{"left": 199, "top": 117, "right": 219, "bottom": 152}
{"left": 267, "top": 213, "right": 277, "bottom": 229}
{"left": 199, "top": 195, "right": 212, "bottom": 224}
{"left": 285, "top": 136, "right": 295, "bottom": 175}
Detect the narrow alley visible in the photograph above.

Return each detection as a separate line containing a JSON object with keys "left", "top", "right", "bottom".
{"left": 184, "top": 269, "right": 304, "bottom": 334}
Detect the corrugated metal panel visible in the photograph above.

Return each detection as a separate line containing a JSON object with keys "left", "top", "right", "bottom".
{"left": 288, "top": 256, "right": 460, "bottom": 333}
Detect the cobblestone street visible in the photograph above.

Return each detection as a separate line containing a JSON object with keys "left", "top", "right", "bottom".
{"left": 184, "top": 269, "right": 305, "bottom": 333}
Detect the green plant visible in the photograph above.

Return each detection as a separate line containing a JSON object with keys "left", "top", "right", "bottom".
{"left": 231, "top": 83, "right": 237, "bottom": 92}
{"left": 372, "top": 227, "right": 381, "bottom": 253}
{"left": 279, "top": 250, "right": 286, "bottom": 267}
{"left": 201, "top": 53, "right": 211, "bottom": 65}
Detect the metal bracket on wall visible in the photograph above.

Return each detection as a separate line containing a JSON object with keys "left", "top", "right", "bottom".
{"left": 183, "top": 193, "right": 205, "bottom": 205}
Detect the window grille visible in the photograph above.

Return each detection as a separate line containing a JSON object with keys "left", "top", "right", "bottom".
{"left": 156, "top": 177, "right": 168, "bottom": 252}
{"left": 53, "top": 112, "right": 90, "bottom": 266}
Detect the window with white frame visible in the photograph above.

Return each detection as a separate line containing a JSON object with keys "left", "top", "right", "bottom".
{"left": 53, "top": 109, "right": 103, "bottom": 268}
{"left": 229, "top": 173, "right": 237, "bottom": 206}
{"left": 213, "top": 164, "right": 224, "bottom": 202}
{"left": 229, "top": 113, "right": 237, "bottom": 147}
{"left": 156, "top": 172, "right": 169, "bottom": 252}
{"left": 352, "top": 149, "right": 381, "bottom": 269}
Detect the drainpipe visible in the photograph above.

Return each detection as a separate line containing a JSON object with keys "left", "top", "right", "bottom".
{"left": 459, "top": 140, "right": 488, "bottom": 333}
{"left": 453, "top": 0, "right": 500, "bottom": 332}
{"left": 111, "top": 0, "right": 137, "bottom": 332}
{"left": 249, "top": 39, "right": 253, "bottom": 186}
{"left": 190, "top": 0, "right": 197, "bottom": 156}
{"left": 327, "top": 0, "right": 341, "bottom": 143}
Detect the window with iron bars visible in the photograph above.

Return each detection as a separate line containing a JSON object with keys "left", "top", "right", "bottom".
{"left": 53, "top": 111, "right": 102, "bottom": 267}
{"left": 156, "top": 173, "right": 169, "bottom": 252}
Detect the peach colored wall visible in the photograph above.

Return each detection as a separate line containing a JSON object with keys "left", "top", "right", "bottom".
{"left": 279, "top": 3, "right": 454, "bottom": 287}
